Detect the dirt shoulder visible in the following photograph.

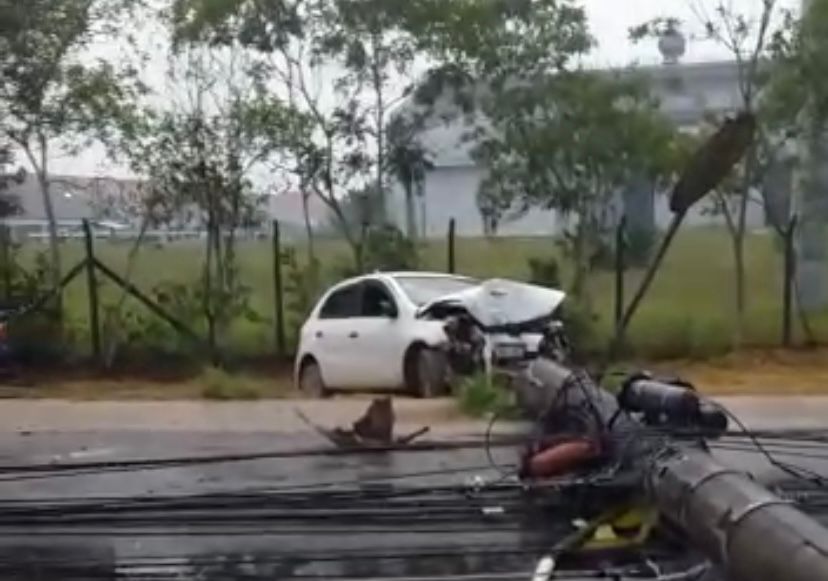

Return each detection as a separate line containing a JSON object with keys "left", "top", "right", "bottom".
{"left": 0, "top": 396, "right": 824, "bottom": 434}
{"left": 1, "top": 348, "right": 828, "bottom": 400}
{"left": 647, "top": 348, "right": 828, "bottom": 396}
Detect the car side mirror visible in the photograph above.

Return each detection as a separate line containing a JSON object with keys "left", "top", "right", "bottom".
{"left": 379, "top": 299, "right": 398, "bottom": 319}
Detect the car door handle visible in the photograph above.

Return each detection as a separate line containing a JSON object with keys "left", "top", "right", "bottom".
{"left": 315, "top": 331, "right": 323, "bottom": 338}
{"left": 348, "top": 331, "right": 359, "bottom": 339}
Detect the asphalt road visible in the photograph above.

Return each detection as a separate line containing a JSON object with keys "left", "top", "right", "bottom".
{"left": 0, "top": 399, "right": 824, "bottom": 580}
{"left": 0, "top": 430, "right": 562, "bottom": 580}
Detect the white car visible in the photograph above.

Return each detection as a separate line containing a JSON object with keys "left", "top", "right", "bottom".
{"left": 294, "top": 271, "right": 566, "bottom": 397}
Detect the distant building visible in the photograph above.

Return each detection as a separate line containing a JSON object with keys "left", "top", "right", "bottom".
{"left": 0, "top": 174, "right": 144, "bottom": 239}
{"left": 0, "top": 173, "right": 333, "bottom": 242}
{"left": 266, "top": 191, "right": 329, "bottom": 232}
{"left": 389, "top": 48, "right": 774, "bottom": 238}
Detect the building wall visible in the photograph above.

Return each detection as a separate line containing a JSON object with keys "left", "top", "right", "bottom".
{"left": 390, "top": 166, "right": 768, "bottom": 239}
{"left": 389, "top": 166, "right": 562, "bottom": 238}
{"left": 389, "top": 61, "right": 772, "bottom": 239}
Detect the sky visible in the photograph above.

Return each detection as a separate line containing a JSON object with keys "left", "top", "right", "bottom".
{"left": 582, "top": 0, "right": 800, "bottom": 66}
{"left": 47, "top": 0, "right": 802, "bottom": 177}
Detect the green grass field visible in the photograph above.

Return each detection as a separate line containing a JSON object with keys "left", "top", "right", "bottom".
{"left": 16, "top": 227, "right": 828, "bottom": 360}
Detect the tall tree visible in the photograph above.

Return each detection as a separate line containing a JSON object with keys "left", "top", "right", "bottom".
{"left": 0, "top": 0, "right": 141, "bottom": 290}
{"left": 409, "top": 0, "right": 679, "bottom": 296}
{"left": 0, "top": 146, "right": 23, "bottom": 218}
{"left": 122, "top": 46, "right": 303, "bottom": 356}
{"left": 765, "top": 0, "right": 828, "bottom": 322}
{"left": 632, "top": 1, "right": 784, "bottom": 344}
{"left": 386, "top": 117, "right": 432, "bottom": 239}
{"left": 172, "top": 0, "right": 425, "bottom": 270}
{"left": 471, "top": 71, "right": 681, "bottom": 297}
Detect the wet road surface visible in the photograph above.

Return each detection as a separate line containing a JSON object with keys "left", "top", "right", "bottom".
{"left": 0, "top": 419, "right": 824, "bottom": 579}
{"left": 0, "top": 430, "right": 710, "bottom": 580}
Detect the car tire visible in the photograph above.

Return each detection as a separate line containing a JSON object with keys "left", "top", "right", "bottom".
{"left": 410, "top": 347, "right": 448, "bottom": 398}
{"left": 299, "top": 359, "right": 329, "bottom": 398}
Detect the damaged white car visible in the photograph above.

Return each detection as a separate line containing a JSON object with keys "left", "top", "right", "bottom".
{"left": 294, "top": 271, "right": 570, "bottom": 397}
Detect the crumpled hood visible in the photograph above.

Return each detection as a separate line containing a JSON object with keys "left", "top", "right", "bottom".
{"left": 416, "top": 278, "right": 566, "bottom": 330}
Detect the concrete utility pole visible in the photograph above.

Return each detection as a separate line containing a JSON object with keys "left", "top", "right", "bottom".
{"left": 516, "top": 359, "right": 828, "bottom": 581}
{"left": 649, "top": 447, "right": 828, "bottom": 581}
{"left": 796, "top": 0, "right": 828, "bottom": 311}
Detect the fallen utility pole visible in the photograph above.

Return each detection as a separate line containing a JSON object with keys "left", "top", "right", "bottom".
{"left": 514, "top": 358, "right": 828, "bottom": 581}
{"left": 648, "top": 447, "right": 828, "bottom": 581}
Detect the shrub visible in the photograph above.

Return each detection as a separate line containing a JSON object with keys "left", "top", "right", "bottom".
{"left": 2, "top": 250, "right": 67, "bottom": 363}
{"left": 558, "top": 300, "right": 600, "bottom": 359}
{"left": 200, "top": 366, "right": 263, "bottom": 400}
{"left": 456, "top": 373, "right": 515, "bottom": 418}
{"left": 338, "top": 224, "right": 419, "bottom": 278}
{"left": 528, "top": 256, "right": 562, "bottom": 288}
{"left": 8, "top": 311, "right": 66, "bottom": 364}
{"left": 363, "top": 224, "right": 418, "bottom": 272}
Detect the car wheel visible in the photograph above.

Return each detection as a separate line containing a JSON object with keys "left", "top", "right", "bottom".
{"left": 299, "top": 359, "right": 329, "bottom": 398}
{"left": 411, "top": 348, "right": 447, "bottom": 398}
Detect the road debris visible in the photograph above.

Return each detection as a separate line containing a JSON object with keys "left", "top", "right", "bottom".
{"left": 294, "top": 397, "right": 430, "bottom": 448}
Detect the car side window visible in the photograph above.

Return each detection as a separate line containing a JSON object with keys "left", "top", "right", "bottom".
{"left": 318, "top": 284, "right": 361, "bottom": 319}
{"left": 361, "top": 281, "right": 398, "bottom": 318}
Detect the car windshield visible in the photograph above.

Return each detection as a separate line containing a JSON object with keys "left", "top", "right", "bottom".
{"left": 393, "top": 275, "right": 480, "bottom": 306}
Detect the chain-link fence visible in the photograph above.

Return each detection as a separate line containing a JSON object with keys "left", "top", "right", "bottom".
{"left": 0, "top": 215, "right": 824, "bottom": 370}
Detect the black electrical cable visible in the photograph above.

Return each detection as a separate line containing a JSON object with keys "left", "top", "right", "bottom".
{"left": 713, "top": 402, "right": 828, "bottom": 486}
{"left": 0, "top": 474, "right": 625, "bottom": 516}
{"left": 484, "top": 409, "right": 518, "bottom": 479}
{"left": 0, "top": 439, "right": 523, "bottom": 475}
{"left": 710, "top": 442, "right": 828, "bottom": 462}
{"left": 0, "top": 424, "right": 817, "bottom": 483}
{"left": 0, "top": 460, "right": 505, "bottom": 484}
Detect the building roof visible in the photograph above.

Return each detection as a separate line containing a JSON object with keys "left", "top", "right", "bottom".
{"left": 1, "top": 174, "right": 143, "bottom": 223}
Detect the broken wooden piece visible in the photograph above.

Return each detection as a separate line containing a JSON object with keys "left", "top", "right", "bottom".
{"left": 295, "top": 397, "right": 429, "bottom": 449}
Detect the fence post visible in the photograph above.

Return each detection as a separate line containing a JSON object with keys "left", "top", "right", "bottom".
{"left": 82, "top": 220, "right": 101, "bottom": 362}
{"left": 783, "top": 214, "right": 798, "bottom": 347}
{"left": 272, "top": 220, "right": 286, "bottom": 358}
{"left": 447, "top": 218, "right": 456, "bottom": 274}
{"left": 614, "top": 216, "right": 627, "bottom": 334}
{"left": 0, "top": 225, "right": 10, "bottom": 302}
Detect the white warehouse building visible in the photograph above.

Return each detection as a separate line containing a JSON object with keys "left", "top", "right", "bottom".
{"left": 388, "top": 56, "right": 773, "bottom": 239}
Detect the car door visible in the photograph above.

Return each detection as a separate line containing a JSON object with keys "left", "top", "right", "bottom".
{"left": 310, "top": 282, "right": 362, "bottom": 389}
{"left": 348, "top": 279, "right": 410, "bottom": 389}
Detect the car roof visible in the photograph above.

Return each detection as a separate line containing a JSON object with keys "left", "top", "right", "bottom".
{"left": 323, "top": 271, "right": 479, "bottom": 297}
{"left": 334, "top": 271, "right": 477, "bottom": 285}
{"left": 383, "top": 271, "right": 478, "bottom": 280}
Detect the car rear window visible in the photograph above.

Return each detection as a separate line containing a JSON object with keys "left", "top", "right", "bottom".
{"left": 393, "top": 276, "right": 479, "bottom": 306}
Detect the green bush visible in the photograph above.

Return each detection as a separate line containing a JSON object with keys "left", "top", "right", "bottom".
{"left": 337, "top": 224, "right": 419, "bottom": 278}
{"left": 200, "top": 366, "right": 263, "bottom": 400}
{"left": 558, "top": 300, "right": 600, "bottom": 358}
{"left": 455, "top": 373, "right": 515, "bottom": 418}
{"left": 363, "top": 224, "right": 418, "bottom": 272}
{"left": 528, "top": 256, "right": 562, "bottom": 288}
{"left": 8, "top": 311, "right": 66, "bottom": 363}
